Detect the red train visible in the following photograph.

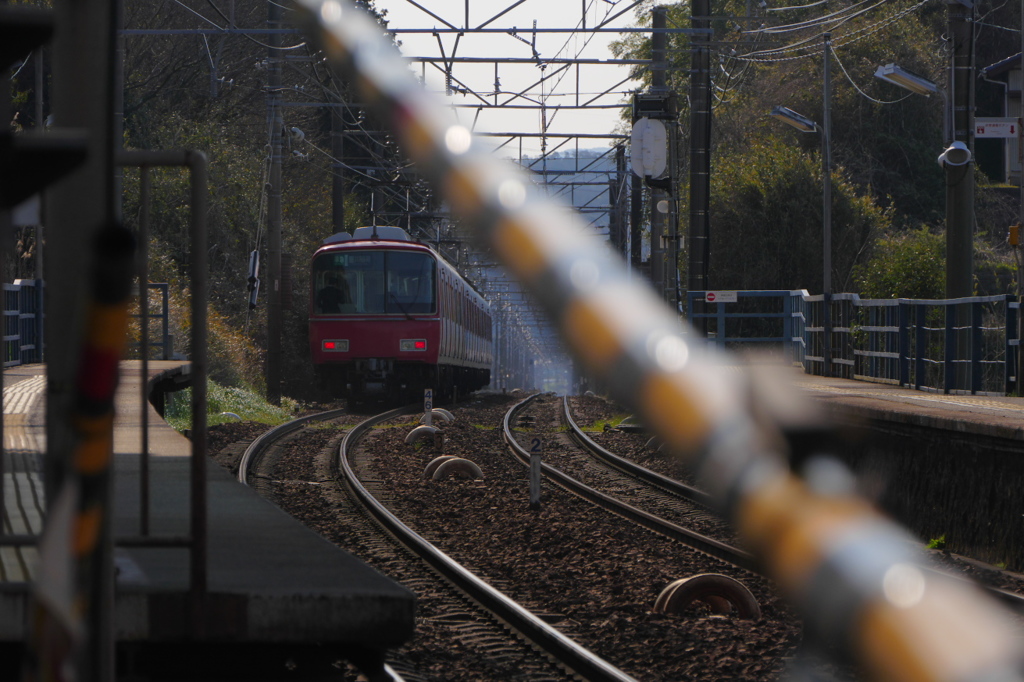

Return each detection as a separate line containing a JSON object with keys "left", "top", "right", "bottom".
{"left": 309, "top": 226, "right": 492, "bottom": 402}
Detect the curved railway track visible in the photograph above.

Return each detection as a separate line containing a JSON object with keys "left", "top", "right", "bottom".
{"left": 229, "top": 393, "right": 1024, "bottom": 681}
{"left": 503, "top": 393, "right": 758, "bottom": 573}
{"left": 561, "top": 395, "right": 1024, "bottom": 615}
{"left": 238, "top": 405, "right": 638, "bottom": 682}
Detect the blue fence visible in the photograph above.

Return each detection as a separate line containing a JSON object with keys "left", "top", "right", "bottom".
{"left": 1, "top": 281, "right": 175, "bottom": 368}
{"left": 687, "top": 290, "right": 1020, "bottom": 395}
{"left": 4, "top": 279, "right": 43, "bottom": 367}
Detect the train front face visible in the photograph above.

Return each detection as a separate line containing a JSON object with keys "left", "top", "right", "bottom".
{"left": 309, "top": 243, "right": 440, "bottom": 400}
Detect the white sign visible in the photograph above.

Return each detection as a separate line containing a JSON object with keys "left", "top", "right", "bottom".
{"left": 629, "top": 118, "right": 668, "bottom": 179}
{"left": 705, "top": 291, "right": 738, "bottom": 303}
{"left": 975, "top": 118, "right": 1020, "bottom": 138}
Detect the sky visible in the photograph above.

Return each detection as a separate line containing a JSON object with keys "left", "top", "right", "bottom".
{"left": 372, "top": 0, "right": 646, "bottom": 157}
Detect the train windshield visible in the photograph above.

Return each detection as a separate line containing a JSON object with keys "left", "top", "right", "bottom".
{"left": 312, "top": 250, "right": 436, "bottom": 315}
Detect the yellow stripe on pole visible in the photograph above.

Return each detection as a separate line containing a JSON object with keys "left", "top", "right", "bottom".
{"left": 88, "top": 304, "right": 130, "bottom": 353}
{"left": 563, "top": 299, "right": 623, "bottom": 370}
{"left": 857, "top": 577, "right": 1020, "bottom": 682}
{"left": 73, "top": 507, "right": 103, "bottom": 557}
{"left": 442, "top": 165, "right": 488, "bottom": 218}
{"left": 492, "top": 216, "right": 549, "bottom": 281}
{"left": 639, "top": 372, "right": 716, "bottom": 454}
{"left": 73, "top": 436, "right": 113, "bottom": 476}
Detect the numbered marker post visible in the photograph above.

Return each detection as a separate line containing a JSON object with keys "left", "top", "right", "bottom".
{"left": 529, "top": 436, "right": 542, "bottom": 509}
{"left": 424, "top": 388, "right": 433, "bottom": 426}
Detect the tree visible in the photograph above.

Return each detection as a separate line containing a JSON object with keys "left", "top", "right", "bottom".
{"left": 853, "top": 226, "right": 944, "bottom": 299}
{"left": 706, "top": 137, "right": 888, "bottom": 292}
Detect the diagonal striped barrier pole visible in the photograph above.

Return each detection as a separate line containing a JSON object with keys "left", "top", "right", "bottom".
{"left": 293, "top": 2, "right": 1024, "bottom": 680}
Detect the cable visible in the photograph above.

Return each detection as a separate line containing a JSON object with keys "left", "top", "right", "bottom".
{"left": 829, "top": 42, "right": 914, "bottom": 104}
{"left": 197, "top": 0, "right": 308, "bottom": 50}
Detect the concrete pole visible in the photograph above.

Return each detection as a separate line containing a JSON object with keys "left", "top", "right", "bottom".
{"left": 823, "top": 34, "right": 833, "bottom": 377}
{"left": 650, "top": 7, "right": 667, "bottom": 301}
{"left": 266, "top": 1, "right": 283, "bottom": 404}
{"left": 689, "top": 0, "right": 711, "bottom": 333}
{"left": 688, "top": 0, "right": 711, "bottom": 293}
{"left": 946, "top": 0, "right": 975, "bottom": 299}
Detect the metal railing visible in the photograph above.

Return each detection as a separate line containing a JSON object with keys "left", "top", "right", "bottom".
{"left": 3, "top": 279, "right": 43, "bottom": 367}
{"left": 129, "top": 282, "right": 174, "bottom": 361}
{"left": 688, "top": 290, "right": 1019, "bottom": 395}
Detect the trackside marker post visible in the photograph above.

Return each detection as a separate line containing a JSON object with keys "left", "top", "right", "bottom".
{"left": 529, "top": 437, "right": 542, "bottom": 509}
{"left": 424, "top": 388, "right": 433, "bottom": 427}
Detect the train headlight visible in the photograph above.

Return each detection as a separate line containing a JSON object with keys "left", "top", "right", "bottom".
{"left": 400, "top": 339, "right": 427, "bottom": 351}
{"left": 322, "top": 339, "right": 349, "bottom": 352}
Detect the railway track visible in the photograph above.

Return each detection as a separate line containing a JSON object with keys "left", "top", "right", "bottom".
{"left": 504, "top": 393, "right": 758, "bottom": 573}
{"left": 238, "top": 404, "right": 638, "bottom": 682}
{"left": 562, "top": 394, "right": 1024, "bottom": 615}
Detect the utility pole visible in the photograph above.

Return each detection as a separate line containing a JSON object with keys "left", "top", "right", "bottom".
{"left": 650, "top": 6, "right": 668, "bottom": 302}
{"left": 266, "top": 1, "right": 283, "bottom": 404}
{"left": 330, "top": 92, "right": 345, "bottom": 233}
{"left": 946, "top": 0, "right": 975, "bottom": 299}
{"left": 689, "top": 0, "right": 712, "bottom": 321}
{"left": 822, "top": 34, "right": 833, "bottom": 376}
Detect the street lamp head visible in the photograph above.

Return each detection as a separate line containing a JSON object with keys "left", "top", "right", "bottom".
{"left": 770, "top": 105, "right": 818, "bottom": 133}
{"left": 874, "top": 63, "right": 939, "bottom": 97}
{"left": 937, "top": 140, "right": 972, "bottom": 167}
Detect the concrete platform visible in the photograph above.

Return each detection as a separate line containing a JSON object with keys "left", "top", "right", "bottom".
{"left": 0, "top": 362, "right": 415, "bottom": 678}
{"left": 791, "top": 370, "right": 1024, "bottom": 439}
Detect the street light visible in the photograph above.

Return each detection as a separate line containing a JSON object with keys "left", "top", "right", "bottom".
{"left": 770, "top": 103, "right": 833, "bottom": 377}
{"left": 874, "top": 63, "right": 948, "bottom": 144}
{"left": 875, "top": 61, "right": 972, "bottom": 300}
{"left": 770, "top": 106, "right": 818, "bottom": 133}
{"left": 874, "top": 63, "right": 938, "bottom": 97}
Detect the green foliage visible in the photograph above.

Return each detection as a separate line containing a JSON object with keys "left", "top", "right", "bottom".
{"left": 926, "top": 534, "right": 947, "bottom": 550}
{"left": 707, "top": 137, "right": 889, "bottom": 292}
{"left": 853, "top": 226, "right": 944, "bottom": 299}
{"left": 164, "top": 380, "right": 299, "bottom": 433}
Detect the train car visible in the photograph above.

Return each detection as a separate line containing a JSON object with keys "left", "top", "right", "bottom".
{"left": 309, "top": 225, "right": 492, "bottom": 402}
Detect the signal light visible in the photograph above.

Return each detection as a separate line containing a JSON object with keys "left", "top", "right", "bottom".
{"left": 401, "top": 339, "right": 427, "bottom": 351}
{"left": 322, "top": 339, "right": 349, "bottom": 352}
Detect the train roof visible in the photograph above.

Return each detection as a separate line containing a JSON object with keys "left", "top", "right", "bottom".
{"left": 321, "top": 226, "right": 412, "bottom": 245}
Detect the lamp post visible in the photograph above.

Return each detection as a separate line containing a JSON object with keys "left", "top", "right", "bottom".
{"left": 771, "top": 105, "right": 833, "bottom": 376}
{"left": 875, "top": 61, "right": 974, "bottom": 300}
{"left": 769, "top": 37, "right": 833, "bottom": 377}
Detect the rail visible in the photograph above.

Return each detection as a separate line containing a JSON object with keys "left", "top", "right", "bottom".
{"left": 340, "top": 404, "right": 639, "bottom": 682}
{"left": 296, "top": 3, "right": 1024, "bottom": 680}
{"left": 688, "top": 290, "right": 1019, "bottom": 395}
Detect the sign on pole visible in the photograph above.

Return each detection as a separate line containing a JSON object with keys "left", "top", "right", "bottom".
{"left": 975, "top": 117, "right": 1021, "bottom": 138}
{"left": 705, "top": 291, "right": 738, "bottom": 303}
{"left": 529, "top": 437, "right": 542, "bottom": 509}
{"left": 423, "top": 388, "right": 433, "bottom": 426}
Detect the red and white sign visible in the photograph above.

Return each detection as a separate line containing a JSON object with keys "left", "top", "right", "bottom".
{"left": 975, "top": 118, "right": 1020, "bottom": 138}
{"left": 705, "top": 291, "right": 738, "bottom": 303}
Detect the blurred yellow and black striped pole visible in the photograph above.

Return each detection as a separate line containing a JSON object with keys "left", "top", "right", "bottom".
{"left": 25, "top": 223, "right": 135, "bottom": 682}
{"left": 294, "top": 2, "right": 1024, "bottom": 680}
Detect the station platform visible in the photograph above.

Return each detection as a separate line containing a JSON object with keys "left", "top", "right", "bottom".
{"left": 0, "top": 362, "right": 415, "bottom": 679}
{"left": 791, "top": 370, "right": 1024, "bottom": 440}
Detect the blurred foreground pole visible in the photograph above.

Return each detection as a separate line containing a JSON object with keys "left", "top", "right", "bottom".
{"left": 294, "top": 3, "right": 1024, "bottom": 681}
{"left": 34, "top": 1, "right": 125, "bottom": 681}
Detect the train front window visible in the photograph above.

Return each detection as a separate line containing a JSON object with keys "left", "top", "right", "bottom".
{"left": 312, "top": 250, "right": 435, "bottom": 315}
{"left": 386, "top": 251, "right": 435, "bottom": 314}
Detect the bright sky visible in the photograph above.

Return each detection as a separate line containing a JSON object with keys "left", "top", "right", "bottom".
{"left": 373, "top": 0, "right": 645, "bottom": 157}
